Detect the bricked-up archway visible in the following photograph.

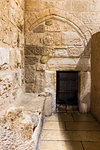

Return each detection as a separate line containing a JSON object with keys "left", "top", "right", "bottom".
{"left": 25, "top": 9, "right": 91, "bottom": 113}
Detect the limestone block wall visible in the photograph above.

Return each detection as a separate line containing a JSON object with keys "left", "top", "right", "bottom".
{"left": 0, "top": 0, "right": 24, "bottom": 111}
{"left": 24, "top": 0, "right": 100, "bottom": 113}
{"left": 25, "top": 0, "right": 100, "bottom": 35}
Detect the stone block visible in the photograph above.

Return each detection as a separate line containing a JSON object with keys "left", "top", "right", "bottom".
{"left": 33, "top": 25, "right": 45, "bottom": 33}
{"left": 45, "top": 19, "right": 61, "bottom": 32}
{"left": 53, "top": 32, "right": 62, "bottom": 46}
{"left": 40, "top": 56, "right": 48, "bottom": 64}
{"left": 25, "top": 56, "right": 38, "bottom": 65}
{"left": 25, "top": 0, "right": 39, "bottom": 11}
{"left": 36, "top": 63, "right": 46, "bottom": 71}
{"left": 25, "top": 46, "right": 35, "bottom": 55}
{"left": 43, "top": 33, "right": 54, "bottom": 46}
{"left": 35, "top": 72, "right": 45, "bottom": 93}
{"left": 47, "top": 58, "right": 90, "bottom": 71}
{"left": 79, "top": 71, "right": 91, "bottom": 113}
{"left": 0, "top": 47, "right": 9, "bottom": 70}
{"left": 32, "top": 46, "right": 47, "bottom": 56}
{"left": 45, "top": 20, "right": 53, "bottom": 26}
{"left": 90, "top": 0, "right": 100, "bottom": 12}
{"left": 0, "top": 106, "right": 41, "bottom": 150}
{"left": 25, "top": 45, "right": 49, "bottom": 56}
{"left": 45, "top": 70, "right": 55, "bottom": 87}
{"left": 25, "top": 33, "right": 44, "bottom": 46}
{"left": 25, "top": 65, "right": 36, "bottom": 83}
{"left": 53, "top": 49, "right": 68, "bottom": 58}
{"left": 25, "top": 83, "right": 35, "bottom": 93}
{"left": 72, "top": 0, "right": 90, "bottom": 12}
{"left": 0, "top": 71, "right": 13, "bottom": 97}
{"left": 61, "top": 31, "right": 83, "bottom": 47}
{"left": 43, "top": 92, "right": 52, "bottom": 116}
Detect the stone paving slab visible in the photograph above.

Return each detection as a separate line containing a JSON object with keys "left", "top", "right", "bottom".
{"left": 43, "top": 121, "right": 66, "bottom": 130}
{"left": 39, "top": 141, "right": 83, "bottom": 150}
{"left": 45, "top": 113, "right": 73, "bottom": 122}
{"left": 65, "top": 122, "right": 100, "bottom": 131}
{"left": 41, "top": 130, "right": 100, "bottom": 142}
{"left": 39, "top": 113, "right": 100, "bottom": 150}
{"left": 72, "top": 113, "right": 96, "bottom": 122}
{"left": 82, "top": 142, "right": 100, "bottom": 150}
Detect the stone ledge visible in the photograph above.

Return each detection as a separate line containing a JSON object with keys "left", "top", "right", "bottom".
{"left": 0, "top": 93, "right": 45, "bottom": 150}
{"left": 15, "top": 93, "right": 45, "bottom": 113}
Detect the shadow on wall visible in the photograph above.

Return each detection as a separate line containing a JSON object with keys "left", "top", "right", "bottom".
{"left": 91, "top": 32, "right": 100, "bottom": 122}
{"left": 76, "top": 39, "right": 91, "bottom": 113}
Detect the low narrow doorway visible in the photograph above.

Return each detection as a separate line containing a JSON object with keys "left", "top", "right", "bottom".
{"left": 56, "top": 71, "right": 79, "bottom": 111}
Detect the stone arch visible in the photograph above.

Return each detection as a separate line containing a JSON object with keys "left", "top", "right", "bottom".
{"left": 25, "top": 8, "right": 91, "bottom": 113}
{"left": 29, "top": 8, "right": 91, "bottom": 46}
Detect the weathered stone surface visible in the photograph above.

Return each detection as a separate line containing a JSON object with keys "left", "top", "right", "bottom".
{"left": 36, "top": 63, "right": 46, "bottom": 71}
{"left": 25, "top": 46, "right": 48, "bottom": 56}
{"left": 1, "top": 0, "right": 100, "bottom": 149}
{"left": 25, "top": 56, "right": 38, "bottom": 65}
{"left": 24, "top": 11, "right": 92, "bottom": 112}
{"left": 35, "top": 72, "right": 45, "bottom": 93}
{"left": 45, "top": 20, "right": 53, "bottom": 26}
{"left": 33, "top": 25, "right": 45, "bottom": 33}
{"left": 43, "top": 35, "right": 54, "bottom": 46}
{"left": 47, "top": 58, "right": 90, "bottom": 71}
{"left": 40, "top": 92, "right": 52, "bottom": 116}
{"left": 0, "top": 0, "right": 24, "bottom": 112}
{"left": 40, "top": 56, "right": 48, "bottom": 64}
{"left": 16, "top": 93, "right": 45, "bottom": 113}
{"left": 25, "top": 65, "right": 35, "bottom": 83}
{"left": 53, "top": 48, "right": 84, "bottom": 58}
{"left": 72, "top": 0, "right": 90, "bottom": 12}
{"left": 0, "top": 92, "right": 45, "bottom": 150}
{"left": 26, "top": 83, "right": 35, "bottom": 93}
{"left": 25, "top": 46, "right": 35, "bottom": 55}
{"left": 79, "top": 72, "right": 91, "bottom": 113}
{"left": 0, "top": 47, "right": 9, "bottom": 70}
{"left": 0, "top": 106, "right": 35, "bottom": 150}
{"left": 25, "top": 0, "right": 39, "bottom": 11}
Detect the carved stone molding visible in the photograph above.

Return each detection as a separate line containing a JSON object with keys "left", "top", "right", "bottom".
{"left": 28, "top": 8, "right": 91, "bottom": 46}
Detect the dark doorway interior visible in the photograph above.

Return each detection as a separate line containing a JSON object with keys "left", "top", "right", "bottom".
{"left": 56, "top": 71, "right": 79, "bottom": 109}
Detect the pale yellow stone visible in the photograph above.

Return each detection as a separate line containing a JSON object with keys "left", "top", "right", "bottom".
{"left": 41, "top": 130, "right": 100, "bottom": 141}
{"left": 72, "top": 0, "right": 90, "bottom": 12}
{"left": 39, "top": 141, "right": 83, "bottom": 150}
{"left": 45, "top": 113, "right": 73, "bottom": 122}
{"left": 40, "top": 56, "right": 48, "bottom": 64}
{"left": 43, "top": 122, "right": 66, "bottom": 130}
{"left": 47, "top": 58, "right": 90, "bottom": 71}
{"left": 25, "top": 0, "right": 39, "bottom": 11}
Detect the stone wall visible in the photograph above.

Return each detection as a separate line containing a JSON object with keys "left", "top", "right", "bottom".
{"left": 24, "top": 0, "right": 99, "bottom": 113}
{"left": 0, "top": 0, "right": 24, "bottom": 111}
{"left": 91, "top": 32, "right": 100, "bottom": 122}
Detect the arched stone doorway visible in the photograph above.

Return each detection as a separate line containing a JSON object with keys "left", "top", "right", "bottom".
{"left": 25, "top": 9, "right": 91, "bottom": 113}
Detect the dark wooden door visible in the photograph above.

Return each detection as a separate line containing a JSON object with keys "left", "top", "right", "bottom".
{"left": 56, "top": 71, "right": 78, "bottom": 106}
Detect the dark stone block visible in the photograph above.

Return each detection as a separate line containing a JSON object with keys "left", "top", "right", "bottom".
{"left": 25, "top": 56, "right": 38, "bottom": 65}
{"left": 25, "top": 45, "right": 49, "bottom": 56}
{"left": 33, "top": 25, "right": 44, "bottom": 33}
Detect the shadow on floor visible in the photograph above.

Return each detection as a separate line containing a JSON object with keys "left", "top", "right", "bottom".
{"left": 38, "top": 111, "right": 100, "bottom": 150}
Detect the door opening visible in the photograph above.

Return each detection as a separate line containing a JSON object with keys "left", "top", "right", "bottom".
{"left": 56, "top": 71, "right": 79, "bottom": 111}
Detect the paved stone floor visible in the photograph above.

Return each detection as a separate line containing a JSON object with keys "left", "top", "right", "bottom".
{"left": 38, "top": 112, "right": 100, "bottom": 150}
